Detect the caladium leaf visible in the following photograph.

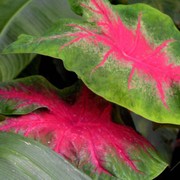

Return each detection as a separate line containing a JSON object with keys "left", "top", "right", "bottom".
{"left": 128, "top": 0, "right": 180, "bottom": 28}
{"left": 0, "top": 75, "right": 79, "bottom": 115}
{"left": 0, "top": 132, "right": 90, "bottom": 180}
{"left": 0, "top": 76, "right": 167, "bottom": 179}
{"left": 3, "top": 1, "right": 180, "bottom": 124}
{"left": 0, "top": 75, "right": 59, "bottom": 115}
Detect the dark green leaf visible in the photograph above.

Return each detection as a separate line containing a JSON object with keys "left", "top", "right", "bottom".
{"left": 0, "top": 132, "right": 90, "bottom": 180}
{"left": 131, "top": 113, "right": 179, "bottom": 163}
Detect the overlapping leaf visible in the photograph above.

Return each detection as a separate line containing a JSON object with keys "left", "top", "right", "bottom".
{"left": 0, "top": 132, "right": 90, "bottom": 180}
{"left": 0, "top": 76, "right": 167, "bottom": 179}
{"left": 128, "top": 0, "right": 180, "bottom": 28}
{"left": 0, "top": 0, "right": 79, "bottom": 81}
{"left": 3, "top": 0, "right": 180, "bottom": 125}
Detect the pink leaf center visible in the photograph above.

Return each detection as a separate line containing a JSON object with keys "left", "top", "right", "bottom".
{"left": 0, "top": 85, "right": 154, "bottom": 176}
{"left": 61, "top": 0, "right": 180, "bottom": 107}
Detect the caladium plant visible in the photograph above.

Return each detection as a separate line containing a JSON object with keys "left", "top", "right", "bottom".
{"left": 3, "top": 0, "right": 180, "bottom": 124}
{"left": 0, "top": 0, "right": 179, "bottom": 179}
{"left": 0, "top": 76, "right": 167, "bottom": 179}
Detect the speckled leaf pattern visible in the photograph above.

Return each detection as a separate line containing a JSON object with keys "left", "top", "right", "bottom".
{"left": 0, "top": 76, "right": 167, "bottom": 179}
{"left": 3, "top": 0, "right": 180, "bottom": 125}
{"left": 128, "top": 0, "right": 180, "bottom": 28}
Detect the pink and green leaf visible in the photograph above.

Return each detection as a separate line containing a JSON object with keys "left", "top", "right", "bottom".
{"left": 128, "top": 0, "right": 180, "bottom": 28}
{"left": 3, "top": 1, "right": 180, "bottom": 124}
{"left": 0, "top": 76, "right": 167, "bottom": 179}
{"left": 0, "top": 76, "right": 60, "bottom": 115}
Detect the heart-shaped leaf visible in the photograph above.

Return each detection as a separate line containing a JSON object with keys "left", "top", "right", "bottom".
{"left": 3, "top": 0, "right": 180, "bottom": 125}
{"left": 0, "top": 0, "right": 79, "bottom": 81}
{"left": 0, "top": 132, "right": 90, "bottom": 180}
{"left": 0, "top": 76, "right": 167, "bottom": 179}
